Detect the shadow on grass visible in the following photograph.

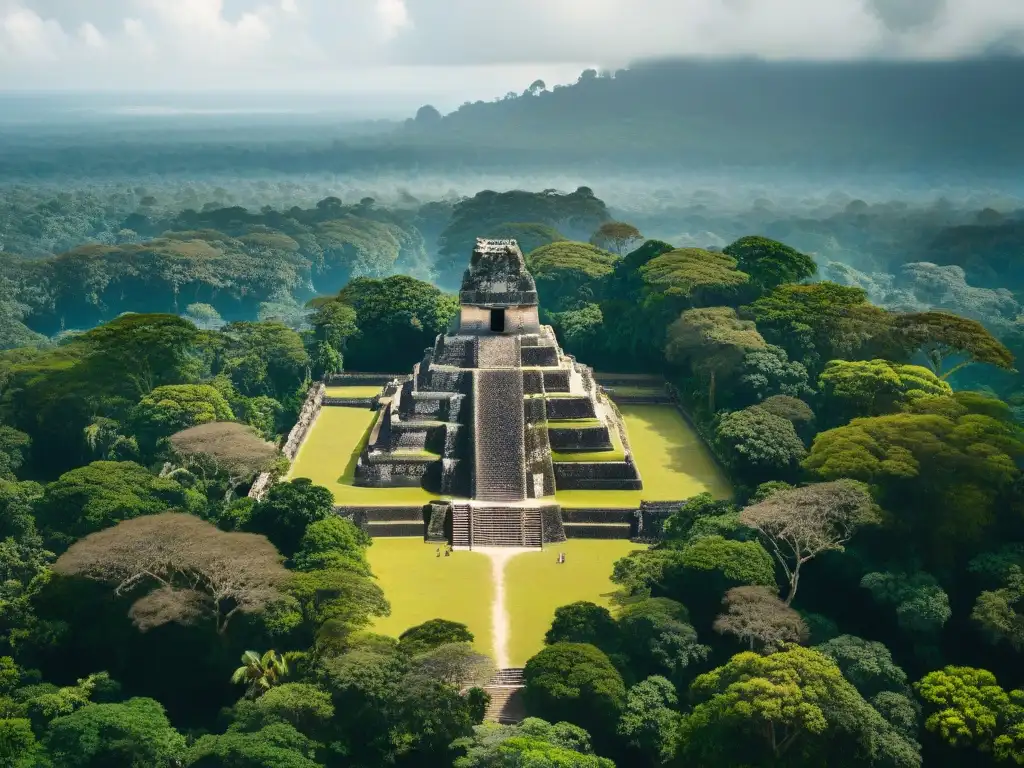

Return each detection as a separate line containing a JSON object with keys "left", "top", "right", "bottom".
{"left": 339, "top": 410, "right": 380, "bottom": 485}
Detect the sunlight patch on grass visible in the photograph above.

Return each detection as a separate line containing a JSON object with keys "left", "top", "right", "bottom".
{"left": 367, "top": 538, "right": 494, "bottom": 658}
{"left": 288, "top": 407, "right": 442, "bottom": 506}
{"left": 503, "top": 540, "right": 644, "bottom": 666}
{"left": 555, "top": 404, "right": 731, "bottom": 507}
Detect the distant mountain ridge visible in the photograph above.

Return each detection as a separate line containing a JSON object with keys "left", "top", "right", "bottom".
{"left": 389, "top": 57, "right": 1024, "bottom": 171}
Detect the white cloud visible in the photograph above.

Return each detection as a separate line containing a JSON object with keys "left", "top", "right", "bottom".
{"left": 0, "top": 0, "right": 1021, "bottom": 94}
{"left": 77, "top": 21, "right": 104, "bottom": 48}
{"left": 377, "top": 0, "right": 410, "bottom": 40}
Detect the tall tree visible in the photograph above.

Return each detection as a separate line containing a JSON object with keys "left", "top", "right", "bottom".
{"left": 739, "top": 480, "right": 881, "bottom": 604}
{"left": 232, "top": 650, "right": 289, "bottom": 700}
{"left": 77, "top": 313, "right": 200, "bottom": 398}
{"left": 590, "top": 221, "right": 643, "bottom": 255}
{"left": 723, "top": 235, "right": 817, "bottom": 292}
{"left": 890, "top": 310, "right": 1015, "bottom": 379}
{"left": 666, "top": 306, "right": 766, "bottom": 411}
{"left": 53, "top": 513, "right": 289, "bottom": 636}
{"left": 680, "top": 647, "right": 920, "bottom": 767}
{"left": 713, "top": 585, "right": 809, "bottom": 650}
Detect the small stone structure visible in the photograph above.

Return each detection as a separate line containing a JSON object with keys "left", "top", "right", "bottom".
{"left": 346, "top": 238, "right": 644, "bottom": 547}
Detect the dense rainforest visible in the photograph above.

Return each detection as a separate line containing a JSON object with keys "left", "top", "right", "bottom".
{"left": 3, "top": 175, "right": 1024, "bottom": 767}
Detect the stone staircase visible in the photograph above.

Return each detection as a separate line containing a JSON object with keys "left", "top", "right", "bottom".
{"left": 473, "top": 369, "right": 526, "bottom": 502}
{"left": 471, "top": 506, "right": 542, "bottom": 547}
{"left": 452, "top": 502, "right": 471, "bottom": 547}
{"left": 484, "top": 668, "right": 526, "bottom": 724}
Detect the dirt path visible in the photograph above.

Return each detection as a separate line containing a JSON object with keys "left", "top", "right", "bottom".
{"left": 473, "top": 546, "right": 532, "bottom": 669}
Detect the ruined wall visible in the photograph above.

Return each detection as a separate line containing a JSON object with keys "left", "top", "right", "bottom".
{"left": 249, "top": 381, "right": 325, "bottom": 501}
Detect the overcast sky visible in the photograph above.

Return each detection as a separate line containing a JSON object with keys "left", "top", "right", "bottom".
{"left": 2, "top": 0, "right": 1023, "bottom": 110}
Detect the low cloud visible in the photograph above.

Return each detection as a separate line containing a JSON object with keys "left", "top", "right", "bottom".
{"left": 0, "top": 0, "right": 1022, "bottom": 93}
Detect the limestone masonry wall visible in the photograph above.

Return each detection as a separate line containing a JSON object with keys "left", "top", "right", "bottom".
{"left": 249, "top": 381, "right": 324, "bottom": 501}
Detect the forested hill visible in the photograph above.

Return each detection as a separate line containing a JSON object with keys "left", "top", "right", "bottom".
{"left": 392, "top": 57, "right": 1024, "bottom": 171}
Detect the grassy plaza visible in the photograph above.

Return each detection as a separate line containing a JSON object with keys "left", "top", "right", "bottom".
{"left": 503, "top": 539, "right": 643, "bottom": 665}
{"left": 287, "top": 406, "right": 442, "bottom": 506}
{"left": 367, "top": 539, "right": 494, "bottom": 657}
{"left": 367, "top": 538, "right": 643, "bottom": 665}
{"left": 555, "top": 403, "right": 732, "bottom": 507}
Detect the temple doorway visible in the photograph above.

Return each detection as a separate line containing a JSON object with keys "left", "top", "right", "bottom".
{"left": 490, "top": 308, "right": 506, "bottom": 333}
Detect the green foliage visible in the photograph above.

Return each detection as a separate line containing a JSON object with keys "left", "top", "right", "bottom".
{"left": 815, "top": 635, "right": 911, "bottom": 698}
{"left": 218, "top": 321, "right": 310, "bottom": 401}
{"left": 522, "top": 643, "right": 626, "bottom": 745}
{"left": 861, "top": 571, "right": 951, "bottom": 635}
{"left": 244, "top": 478, "right": 336, "bottom": 559}
{"left": 453, "top": 718, "right": 613, "bottom": 768}
{"left": 818, "top": 358, "right": 952, "bottom": 424}
{"left": 0, "top": 427, "right": 30, "bottom": 481}
{"left": 544, "top": 602, "right": 619, "bottom": 653}
{"left": 230, "top": 682, "right": 334, "bottom": 739}
{"left": 715, "top": 406, "right": 807, "bottom": 481}
{"left": 804, "top": 411, "right": 1024, "bottom": 556}
{"left": 915, "top": 666, "right": 1024, "bottom": 760}
{"left": 971, "top": 565, "right": 1024, "bottom": 650}
{"left": 400, "top": 619, "right": 475, "bottom": 655}
{"left": 232, "top": 650, "right": 289, "bottom": 700}
{"left": 641, "top": 248, "right": 749, "bottom": 306}
{"left": 44, "top": 697, "right": 186, "bottom": 767}
{"left": 184, "top": 722, "right": 323, "bottom": 767}
{"left": 77, "top": 313, "right": 200, "bottom": 398}
{"left": 723, "top": 235, "right": 817, "bottom": 292}
{"left": 617, "top": 598, "right": 710, "bottom": 685}
{"left": 680, "top": 646, "right": 920, "bottom": 767}
{"left": 35, "top": 460, "right": 190, "bottom": 546}
{"left": 130, "top": 383, "right": 234, "bottom": 453}
{"left": 527, "top": 241, "right": 619, "bottom": 311}
{"left": 292, "top": 515, "right": 372, "bottom": 575}
{"left": 744, "top": 281, "right": 891, "bottom": 371}
{"left": 681, "top": 535, "right": 776, "bottom": 585}
{"left": 616, "top": 676, "right": 680, "bottom": 764}
{"left": 0, "top": 717, "right": 40, "bottom": 767}
{"left": 892, "top": 310, "right": 1015, "bottom": 379}
{"left": 590, "top": 221, "right": 643, "bottom": 255}
{"left": 334, "top": 275, "right": 458, "bottom": 371}
{"left": 735, "top": 345, "right": 811, "bottom": 407}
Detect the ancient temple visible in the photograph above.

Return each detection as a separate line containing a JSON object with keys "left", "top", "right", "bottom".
{"left": 354, "top": 238, "right": 642, "bottom": 547}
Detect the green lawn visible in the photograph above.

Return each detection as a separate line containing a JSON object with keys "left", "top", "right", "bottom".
{"left": 367, "top": 539, "right": 493, "bottom": 658}
{"left": 555, "top": 404, "right": 732, "bottom": 507}
{"left": 367, "top": 538, "right": 643, "bottom": 666}
{"left": 325, "top": 385, "right": 384, "bottom": 398}
{"left": 504, "top": 540, "right": 644, "bottom": 666}
{"left": 288, "top": 407, "right": 442, "bottom": 506}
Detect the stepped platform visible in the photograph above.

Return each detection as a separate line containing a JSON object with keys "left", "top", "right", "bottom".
{"left": 343, "top": 238, "right": 642, "bottom": 547}
{"left": 484, "top": 668, "right": 526, "bottom": 724}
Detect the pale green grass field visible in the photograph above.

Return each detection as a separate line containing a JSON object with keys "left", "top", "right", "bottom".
{"left": 504, "top": 539, "right": 643, "bottom": 666}
{"left": 367, "top": 538, "right": 643, "bottom": 665}
{"left": 288, "top": 407, "right": 441, "bottom": 505}
{"left": 555, "top": 404, "right": 731, "bottom": 507}
{"left": 325, "top": 385, "right": 384, "bottom": 398}
{"left": 367, "top": 539, "right": 494, "bottom": 657}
